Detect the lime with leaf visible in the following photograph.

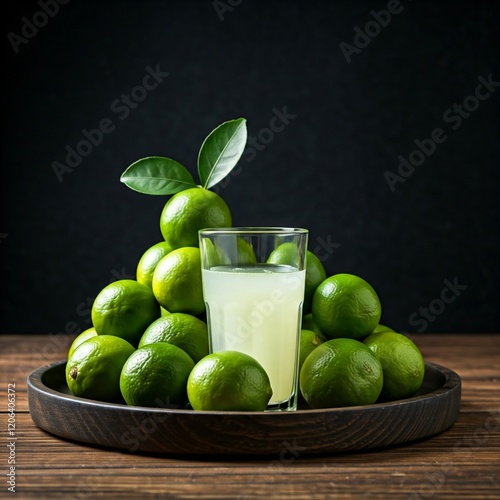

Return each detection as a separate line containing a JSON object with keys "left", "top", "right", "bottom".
{"left": 120, "top": 118, "right": 247, "bottom": 196}
{"left": 120, "top": 119, "right": 246, "bottom": 248}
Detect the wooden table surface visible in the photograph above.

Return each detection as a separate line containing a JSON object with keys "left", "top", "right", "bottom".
{"left": 1, "top": 333, "right": 499, "bottom": 499}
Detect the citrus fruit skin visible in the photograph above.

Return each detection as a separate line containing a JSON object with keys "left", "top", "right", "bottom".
{"left": 136, "top": 241, "right": 175, "bottom": 288}
{"left": 206, "top": 236, "right": 257, "bottom": 267}
{"left": 68, "top": 327, "right": 98, "bottom": 359}
{"left": 372, "top": 323, "right": 395, "bottom": 334}
{"left": 139, "top": 313, "right": 209, "bottom": 362}
{"left": 267, "top": 244, "right": 326, "bottom": 314}
{"left": 160, "top": 188, "right": 232, "bottom": 249}
{"left": 301, "top": 313, "right": 323, "bottom": 335}
{"left": 187, "top": 351, "right": 273, "bottom": 411}
{"left": 299, "top": 329, "right": 326, "bottom": 370}
{"left": 66, "top": 335, "right": 135, "bottom": 403}
{"left": 267, "top": 242, "right": 301, "bottom": 267}
{"left": 312, "top": 274, "right": 381, "bottom": 340}
{"left": 303, "top": 251, "right": 327, "bottom": 314}
{"left": 363, "top": 331, "right": 425, "bottom": 401}
{"left": 91, "top": 279, "right": 160, "bottom": 347}
{"left": 152, "top": 247, "right": 205, "bottom": 316}
{"left": 299, "top": 338, "right": 383, "bottom": 409}
{"left": 120, "top": 343, "right": 194, "bottom": 408}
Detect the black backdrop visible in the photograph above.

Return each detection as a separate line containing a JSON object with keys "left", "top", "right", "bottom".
{"left": 2, "top": 0, "right": 499, "bottom": 335}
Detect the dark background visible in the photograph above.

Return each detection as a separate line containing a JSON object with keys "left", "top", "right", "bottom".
{"left": 2, "top": 0, "right": 499, "bottom": 335}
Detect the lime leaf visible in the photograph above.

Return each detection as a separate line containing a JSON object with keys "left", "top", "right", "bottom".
{"left": 198, "top": 118, "right": 247, "bottom": 190}
{"left": 120, "top": 156, "right": 196, "bottom": 195}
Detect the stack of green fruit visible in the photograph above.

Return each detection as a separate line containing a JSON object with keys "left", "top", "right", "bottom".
{"left": 65, "top": 117, "right": 425, "bottom": 412}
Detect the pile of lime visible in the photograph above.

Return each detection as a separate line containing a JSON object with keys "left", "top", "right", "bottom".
{"left": 65, "top": 118, "right": 425, "bottom": 411}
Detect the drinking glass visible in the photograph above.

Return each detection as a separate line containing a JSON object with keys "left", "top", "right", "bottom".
{"left": 199, "top": 227, "right": 308, "bottom": 411}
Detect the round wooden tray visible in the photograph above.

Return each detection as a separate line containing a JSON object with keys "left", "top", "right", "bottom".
{"left": 27, "top": 360, "right": 461, "bottom": 456}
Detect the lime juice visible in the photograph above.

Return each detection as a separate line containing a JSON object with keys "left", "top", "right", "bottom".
{"left": 202, "top": 264, "right": 306, "bottom": 407}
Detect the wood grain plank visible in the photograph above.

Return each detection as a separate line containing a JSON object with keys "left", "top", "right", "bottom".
{"left": 5, "top": 406, "right": 500, "bottom": 498}
{"left": 0, "top": 334, "right": 499, "bottom": 498}
{"left": 0, "top": 334, "right": 76, "bottom": 412}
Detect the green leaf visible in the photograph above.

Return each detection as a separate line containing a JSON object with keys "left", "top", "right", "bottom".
{"left": 120, "top": 156, "right": 196, "bottom": 195}
{"left": 198, "top": 118, "right": 247, "bottom": 190}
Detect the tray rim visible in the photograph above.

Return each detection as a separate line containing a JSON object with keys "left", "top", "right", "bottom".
{"left": 27, "top": 360, "right": 462, "bottom": 455}
{"left": 28, "top": 360, "right": 459, "bottom": 415}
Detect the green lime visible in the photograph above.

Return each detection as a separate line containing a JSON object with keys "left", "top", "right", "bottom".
{"left": 152, "top": 247, "right": 205, "bottom": 316}
{"left": 363, "top": 331, "right": 425, "bottom": 400}
{"left": 187, "top": 351, "right": 273, "bottom": 411}
{"left": 311, "top": 274, "right": 381, "bottom": 340}
{"left": 372, "top": 323, "right": 395, "bottom": 334}
{"left": 66, "top": 335, "right": 135, "bottom": 403}
{"left": 120, "top": 343, "right": 194, "bottom": 407}
{"left": 222, "top": 237, "right": 257, "bottom": 266}
{"left": 301, "top": 313, "right": 323, "bottom": 335}
{"left": 91, "top": 279, "right": 160, "bottom": 347}
{"left": 267, "top": 245, "right": 326, "bottom": 314}
{"left": 303, "top": 251, "right": 327, "bottom": 314}
{"left": 160, "top": 187, "right": 232, "bottom": 249}
{"left": 67, "top": 327, "right": 98, "bottom": 359}
{"left": 161, "top": 307, "right": 170, "bottom": 316}
{"left": 267, "top": 242, "right": 301, "bottom": 266}
{"left": 201, "top": 236, "right": 257, "bottom": 268}
{"left": 139, "top": 313, "right": 209, "bottom": 362}
{"left": 299, "top": 329, "right": 327, "bottom": 370}
{"left": 300, "top": 338, "right": 383, "bottom": 408}
{"left": 136, "top": 241, "right": 175, "bottom": 288}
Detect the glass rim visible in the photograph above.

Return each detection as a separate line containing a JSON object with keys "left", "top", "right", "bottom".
{"left": 199, "top": 226, "right": 308, "bottom": 236}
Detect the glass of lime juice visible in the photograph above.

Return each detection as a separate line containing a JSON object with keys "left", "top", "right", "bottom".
{"left": 199, "top": 227, "right": 308, "bottom": 411}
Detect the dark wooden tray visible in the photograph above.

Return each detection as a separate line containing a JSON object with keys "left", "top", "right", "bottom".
{"left": 27, "top": 360, "right": 461, "bottom": 456}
